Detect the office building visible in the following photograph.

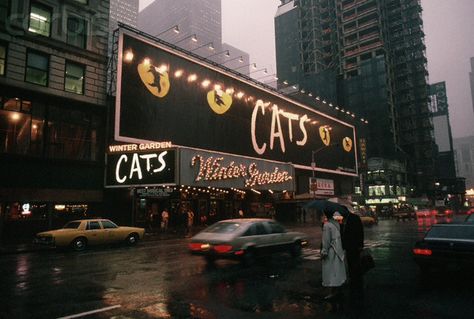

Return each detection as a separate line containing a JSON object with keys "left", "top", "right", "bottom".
{"left": 0, "top": 0, "right": 109, "bottom": 241}
{"left": 275, "top": 0, "right": 436, "bottom": 202}
{"left": 470, "top": 57, "right": 474, "bottom": 114}
{"left": 138, "top": 0, "right": 250, "bottom": 74}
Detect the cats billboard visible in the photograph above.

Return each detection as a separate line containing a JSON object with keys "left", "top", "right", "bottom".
{"left": 115, "top": 31, "right": 358, "bottom": 176}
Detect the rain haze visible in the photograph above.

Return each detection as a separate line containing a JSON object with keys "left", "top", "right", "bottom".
{"left": 139, "top": 0, "right": 474, "bottom": 138}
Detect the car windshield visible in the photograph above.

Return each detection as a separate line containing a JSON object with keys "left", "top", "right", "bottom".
{"left": 204, "top": 222, "right": 241, "bottom": 234}
{"left": 63, "top": 221, "right": 81, "bottom": 229}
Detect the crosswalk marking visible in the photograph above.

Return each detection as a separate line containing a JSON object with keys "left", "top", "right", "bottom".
{"left": 302, "top": 240, "right": 384, "bottom": 260}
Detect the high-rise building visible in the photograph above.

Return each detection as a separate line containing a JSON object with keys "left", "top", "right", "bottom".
{"left": 454, "top": 136, "right": 474, "bottom": 189}
{"left": 275, "top": 0, "right": 436, "bottom": 200}
{"left": 138, "top": 0, "right": 250, "bottom": 74}
{"left": 470, "top": 57, "right": 474, "bottom": 114}
{"left": 428, "top": 82, "right": 456, "bottom": 179}
{"left": 0, "top": 0, "right": 110, "bottom": 240}
{"left": 110, "top": 0, "right": 138, "bottom": 29}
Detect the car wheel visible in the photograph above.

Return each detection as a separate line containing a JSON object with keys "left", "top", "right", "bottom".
{"left": 290, "top": 241, "right": 302, "bottom": 258}
{"left": 71, "top": 237, "right": 87, "bottom": 251}
{"left": 126, "top": 233, "right": 139, "bottom": 245}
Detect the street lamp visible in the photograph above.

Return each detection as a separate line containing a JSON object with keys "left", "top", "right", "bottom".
{"left": 206, "top": 49, "right": 230, "bottom": 59}
{"left": 222, "top": 55, "right": 244, "bottom": 65}
{"left": 155, "top": 25, "right": 180, "bottom": 37}
{"left": 190, "top": 41, "right": 214, "bottom": 52}
{"left": 310, "top": 143, "right": 339, "bottom": 197}
{"left": 235, "top": 62, "right": 257, "bottom": 71}
{"left": 174, "top": 33, "right": 198, "bottom": 45}
{"left": 249, "top": 68, "right": 267, "bottom": 75}
{"left": 255, "top": 73, "right": 277, "bottom": 81}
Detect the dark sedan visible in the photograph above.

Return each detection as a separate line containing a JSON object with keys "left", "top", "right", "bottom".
{"left": 413, "top": 224, "right": 474, "bottom": 272}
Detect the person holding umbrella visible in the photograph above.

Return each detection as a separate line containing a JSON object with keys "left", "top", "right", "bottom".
{"left": 321, "top": 210, "right": 347, "bottom": 301}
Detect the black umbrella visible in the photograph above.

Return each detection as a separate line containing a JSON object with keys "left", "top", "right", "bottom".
{"left": 303, "top": 199, "right": 350, "bottom": 217}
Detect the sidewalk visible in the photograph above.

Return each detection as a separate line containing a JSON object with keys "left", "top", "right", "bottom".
{"left": 0, "top": 221, "right": 320, "bottom": 255}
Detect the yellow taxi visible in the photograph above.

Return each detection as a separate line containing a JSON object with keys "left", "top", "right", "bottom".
{"left": 34, "top": 219, "right": 145, "bottom": 251}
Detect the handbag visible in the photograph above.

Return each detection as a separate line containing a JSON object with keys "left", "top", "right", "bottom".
{"left": 360, "top": 248, "right": 375, "bottom": 273}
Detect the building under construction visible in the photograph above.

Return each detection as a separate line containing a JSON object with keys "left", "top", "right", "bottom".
{"left": 275, "top": 0, "right": 436, "bottom": 203}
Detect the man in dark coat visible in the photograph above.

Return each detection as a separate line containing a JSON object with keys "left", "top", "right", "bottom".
{"left": 341, "top": 210, "right": 365, "bottom": 296}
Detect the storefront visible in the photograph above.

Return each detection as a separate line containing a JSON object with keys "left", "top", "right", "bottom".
{"left": 106, "top": 26, "right": 358, "bottom": 226}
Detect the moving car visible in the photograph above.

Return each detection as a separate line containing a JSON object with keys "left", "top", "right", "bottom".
{"left": 188, "top": 218, "right": 308, "bottom": 265}
{"left": 34, "top": 219, "right": 145, "bottom": 251}
{"left": 393, "top": 204, "right": 416, "bottom": 221}
{"left": 431, "top": 206, "right": 454, "bottom": 218}
{"left": 413, "top": 224, "right": 474, "bottom": 272}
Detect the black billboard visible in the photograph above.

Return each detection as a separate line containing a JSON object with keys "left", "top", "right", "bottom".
{"left": 116, "top": 31, "right": 357, "bottom": 176}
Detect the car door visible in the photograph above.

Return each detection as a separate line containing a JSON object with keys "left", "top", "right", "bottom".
{"left": 85, "top": 221, "right": 105, "bottom": 245}
{"left": 100, "top": 220, "right": 121, "bottom": 243}
{"left": 264, "top": 221, "right": 289, "bottom": 253}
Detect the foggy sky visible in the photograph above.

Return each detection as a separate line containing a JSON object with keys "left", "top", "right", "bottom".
{"left": 139, "top": 0, "right": 474, "bottom": 138}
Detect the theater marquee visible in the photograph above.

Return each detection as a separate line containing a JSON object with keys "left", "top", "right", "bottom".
{"left": 115, "top": 30, "right": 357, "bottom": 176}
{"left": 180, "top": 149, "right": 295, "bottom": 191}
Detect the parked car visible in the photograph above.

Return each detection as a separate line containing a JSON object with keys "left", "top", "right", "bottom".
{"left": 188, "top": 218, "right": 308, "bottom": 265}
{"left": 413, "top": 224, "right": 474, "bottom": 272}
{"left": 356, "top": 211, "right": 377, "bottom": 226}
{"left": 34, "top": 219, "right": 145, "bottom": 251}
{"left": 393, "top": 204, "right": 416, "bottom": 221}
{"left": 431, "top": 206, "right": 454, "bottom": 218}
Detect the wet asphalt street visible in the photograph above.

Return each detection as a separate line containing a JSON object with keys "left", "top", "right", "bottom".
{"left": 1, "top": 217, "right": 473, "bottom": 319}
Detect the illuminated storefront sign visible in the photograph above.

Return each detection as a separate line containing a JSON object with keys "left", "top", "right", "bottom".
{"left": 191, "top": 155, "right": 292, "bottom": 188}
{"left": 106, "top": 148, "right": 175, "bottom": 187}
{"left": 180, "top": 149, "right": 294, "bottom": 191}
{"left": 115, "top": 31, "right": 357, "bottom": 176}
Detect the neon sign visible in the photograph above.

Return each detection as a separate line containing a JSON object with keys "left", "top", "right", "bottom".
{"left": 191, "top": 155, "right": 292, "bottom": 188}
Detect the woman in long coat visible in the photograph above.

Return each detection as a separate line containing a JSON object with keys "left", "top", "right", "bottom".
{"left": 321, "top": 211, "right": 347, "bottom": 299}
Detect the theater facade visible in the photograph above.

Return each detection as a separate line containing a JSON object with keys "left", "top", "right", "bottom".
{"left": 105, "top": 26, "right": 358, "bottom": 227}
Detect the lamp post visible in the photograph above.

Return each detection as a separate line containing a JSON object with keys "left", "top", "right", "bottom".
{"left": 206, "top": 49, "right": 230, "bottom": 59}
{"left": 310, "top": 143, "right": 339, "bottom": 198}
{"left": 234, "top": 62, "right": 257, "bottom": 71}
{"left": 174, "top": 33, "right": 198, "bottom": 45}
{"left": 190, "top": 41, "right": 214, "bottom": 52}
{"left": 222, "top": 55, "right": 244, "bottom": 65}
{"left": 155, "top": 25, "right": 180, "bottom": 37}
{"left": 249, "top": 68, "right": 267, "bottom": 76}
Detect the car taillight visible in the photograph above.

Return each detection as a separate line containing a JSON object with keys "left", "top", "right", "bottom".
{"left": 413, "top": 248, "right": 432, "bottom": 256}
{"left": 445, "top": 210, "right": 453, "bottom": 215}
{"left": 189, "top": 243, "right": 207, "bottom": 251}
{"left": 213, "top": 244, "right": 232, "bottom": 253}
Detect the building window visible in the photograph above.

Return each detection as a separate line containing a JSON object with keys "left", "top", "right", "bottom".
{"left": 67, "top": 16, "right": 87, "bottom": 48}
{"left": 29, "top": 2, "right": 52, "bottom": 37}
{"left": 0, "top": 43, "right": 5, "bottom": 75}
{"left": 0, "top": 97, "right": 33, "bottom": 155}
{"left": 0, "top": 96, "right": 101, "bottom": 160}
{"left": 65, "top": 62, "right": 85, "bottom": 94}
{"left": 25, "top": 51, "right": 49, "bottom": 86}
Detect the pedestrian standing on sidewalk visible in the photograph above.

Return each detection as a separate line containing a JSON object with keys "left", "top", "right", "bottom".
{"left": 321, "top": 211, "right": 347, "bottom": 301}
{"left": 341, "top": 209, "right": 365, "bottom": 298}
{"left": 161, "top": 208, "right": 169, "bottom": 233}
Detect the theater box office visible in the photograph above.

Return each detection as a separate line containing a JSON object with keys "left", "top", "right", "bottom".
{"left": 107, "top": 27, "right": 358, "bottom": 225}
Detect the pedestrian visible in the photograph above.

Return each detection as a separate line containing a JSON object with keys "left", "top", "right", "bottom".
{"left": 161, "top": 208, "right": 169, "bottom": 233}
{"left": 341, "top": 209, "right": 365, "bottom": 298}
{"left": 321, "top": 211, "right": 347, "bottom": 301}
{"left": 238, "top": 209, "right": 244, "bottom": 218}
{"left": 187, "top": 208, "right": 194, "bottom": 236}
